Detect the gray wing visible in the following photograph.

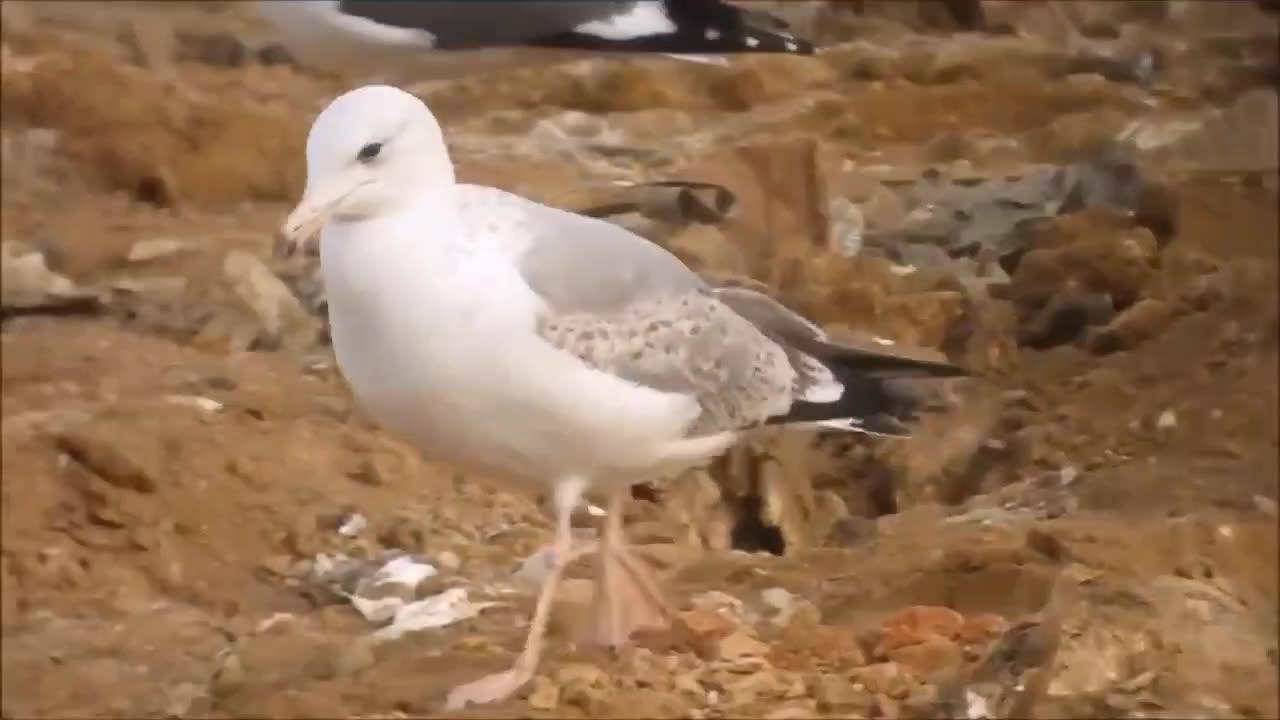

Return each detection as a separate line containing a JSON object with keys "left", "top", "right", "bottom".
{"left": 499, "top": 192, "right": 968, "bottom": 438}
{"left": 535, "top": 290, "right": 799, "bottom": 435}
{"left": 456, "top": 186, "right": 958, "bottom": 437}
{"left": 711, "top": 286, "right": 844, "bottom": 402}
{"left": 515, "top": 195, "right": 708, "bottom": 315}
{"left": 336, "top": 1, "right": 632, "bottom": 49}
{"left": 498, "top": 193, "right": 838, "bottom": 435}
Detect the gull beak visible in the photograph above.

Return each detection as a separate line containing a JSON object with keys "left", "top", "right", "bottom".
{"left": 277, "top": 171, "right": 361, "bottom": 258}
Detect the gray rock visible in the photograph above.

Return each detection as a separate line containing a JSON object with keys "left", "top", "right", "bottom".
{"left": 864, "top": 142, "right": 1146, "bottom": 270}
{"left": 222, "top": 250, "right": 318, "bottom": 351}
{"left": 1, "top": 241, "right": 102, "bottom": 318}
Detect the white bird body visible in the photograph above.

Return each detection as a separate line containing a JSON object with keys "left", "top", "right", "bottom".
{"left": 320, "top": 186, "right": 706, "bottom": 490}
{"left": 281, "top": 84, "right": 963, "bottom": 710}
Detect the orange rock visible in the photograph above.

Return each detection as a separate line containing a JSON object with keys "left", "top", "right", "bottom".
{"left": 1086, "top": 298, "right": 1179, "bottom": 354}
{"left": 6, "top": 34, "right": 307, "bottom": 209}
{"left": 957, "top": 612, "right": 1009, "bottom": 645}
{"left": 782, "top": 623, "right": 866, "bottom": 671}
{"left": 1009, "top": 209, "right": 1159, "bottom": 313}
{"left": 666, "top": 223, "right": 750, "bottom": 277}
{"left": 675, "top": 606, "right": 737, "bottom": 659}
{"left": 708, "top": 55, "right": 837, "bottom": 111}
{"left": 850, "top": 662, "right": 915, "bottom": 700}
{"left": 813, "top": 673, "right": 871, "bottom": 711}
{"left": 724, "top": 668, "right": 785, "bottom": 706}
{"left": 884, "top": 290, "right": 968, "bottom": 349}
{"left": 570, "top": 62, "right": 708, "bottom": 114}
{"left": 885, "top": 635, "right": 962, "bottom": 680}
{"left": 875, "top": 605, "right": 966, "bottom": 656}
{"left": 681, "top": 606, "right": 737, "bottom": 639}
{"left": 526, "top": 675, "right": 559, "bottom": 711}
{"left": 716, "top": 631, "right": 771, "bottom": 662}
{"left": 676, "top": 137, "right": 831, "bottom": 285}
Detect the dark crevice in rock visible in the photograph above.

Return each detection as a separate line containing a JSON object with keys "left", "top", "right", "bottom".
{"left": 728, "top": 494, "right": 786, "bottom": 556}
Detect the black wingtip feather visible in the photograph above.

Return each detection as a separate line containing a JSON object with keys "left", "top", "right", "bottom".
{"left": 769, "top": 347, "right": 965, "bottom": 433}
{"left": 771, "top": 374, "right": 934, "bottom": 430}
{"left": 530, "top": 0, "right": 814, "bottom": 56}
{"left": 832, "top": 347, "right": 969, "bottom": 380}
{"left": 793, "top": 336, "right": 969, "bottom": 380}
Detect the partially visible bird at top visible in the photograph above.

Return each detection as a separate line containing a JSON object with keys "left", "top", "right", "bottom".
{"left": 256, "top": 0, "right": 816, "bottom": 81}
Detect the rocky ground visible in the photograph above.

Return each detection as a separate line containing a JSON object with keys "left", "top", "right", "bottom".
{"left": 2, "top": 1, "right": 1277, "bottom": 718}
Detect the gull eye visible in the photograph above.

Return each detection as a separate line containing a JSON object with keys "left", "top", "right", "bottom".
{"left": 357, "top": 141, "right": 383, "bottom": 162}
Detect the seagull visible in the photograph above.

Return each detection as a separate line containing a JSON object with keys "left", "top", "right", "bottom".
{"left": 256, "top": 0, "right": 815, "bottom": 81}
{"left": 278, "top": 84, "right": 965, "bottom": 710}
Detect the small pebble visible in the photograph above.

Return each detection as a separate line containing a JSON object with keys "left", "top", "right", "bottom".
{"left": 337, "top": 513, "right": 366, "bottom": 537}
{"left": 333, "top": 637, "right": 376, "bottom": 676}
{"left": 210, "top": 651, "right": 245, "bottom": 699}
{"left": 436, "top": 550, "right": 461, "bottom": 571}
{"left": 527, "top": 675, "right": 559, "bottom": 710}
{"left": 126, "top": 238, "right": 190, "bottom": 263}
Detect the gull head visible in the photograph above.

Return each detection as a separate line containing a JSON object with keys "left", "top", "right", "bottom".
{"left": 279, "top": 84, "right": 454, "bottom": 256}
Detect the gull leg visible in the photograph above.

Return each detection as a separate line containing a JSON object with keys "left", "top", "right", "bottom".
{"left": 446, "top": 478, "right": 588, "bottom": 711}
{"left": 516, "top": 495, "right": 602, "bottom": 580}
{"left": 586, "top": 488, "right": 675, "bottom": 648}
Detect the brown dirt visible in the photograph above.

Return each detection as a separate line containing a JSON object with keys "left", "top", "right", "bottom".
{"left": 2, "top": 1, "right": 1277, "bottom": 718}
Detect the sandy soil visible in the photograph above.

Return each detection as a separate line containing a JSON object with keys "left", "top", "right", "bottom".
{"left": 2, "top": 1, "right": 1277, "bottom": 718}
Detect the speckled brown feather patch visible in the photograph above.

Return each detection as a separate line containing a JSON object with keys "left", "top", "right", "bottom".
{"left": 535, "top": 290, "right": 797, "bottom": 435}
